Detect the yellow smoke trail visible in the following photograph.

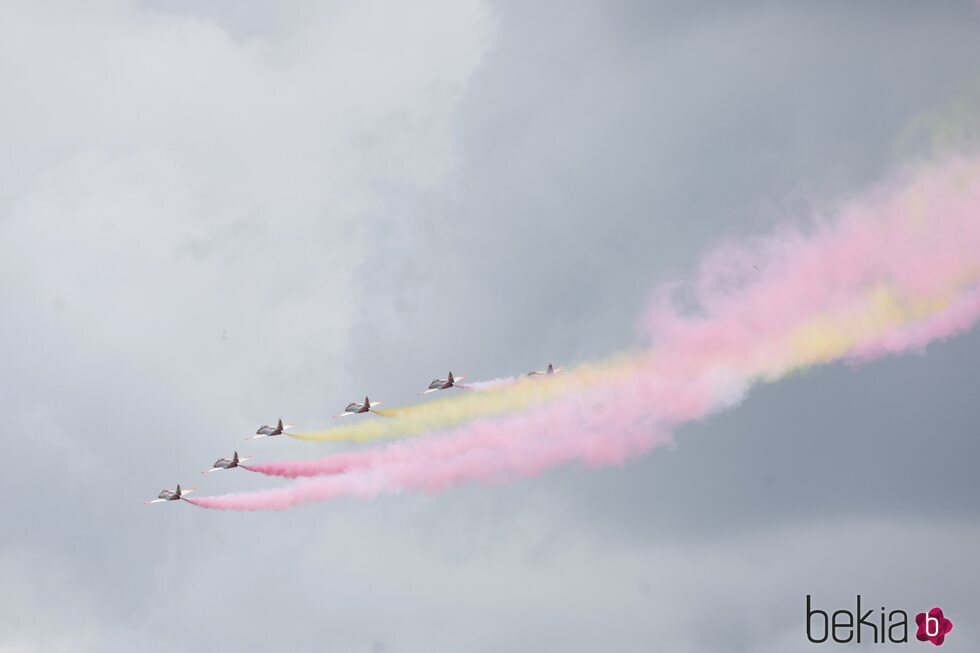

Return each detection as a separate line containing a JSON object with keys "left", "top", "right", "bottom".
{"left": 289, "top": 354, "right": 642, "bottom": 442}
{"left": 777, "top": 283, "right": 967, "bottom": 381}
{"left": 293, "top": 281, "right": 978, "bottom": 444}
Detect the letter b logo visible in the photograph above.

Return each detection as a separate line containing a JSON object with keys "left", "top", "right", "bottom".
{"left": 915, "top": 607, "right": 953, "bottom": 646}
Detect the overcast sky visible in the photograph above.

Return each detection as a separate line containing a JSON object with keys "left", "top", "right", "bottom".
{"left": 2, "top": 1, "right": 980, "bottom": 651}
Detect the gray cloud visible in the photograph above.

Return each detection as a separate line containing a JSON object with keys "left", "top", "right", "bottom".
{"left": 1, "top": 1, "right": 979, "bottom": 651}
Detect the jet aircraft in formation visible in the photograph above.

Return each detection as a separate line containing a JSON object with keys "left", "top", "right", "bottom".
{"left": 335, "top": 396, "right": 383, "bottom": 418}
{"left": 527, "top": 363, "right": 561, "bottom": 376}
{"left": 246, "top": 418, "right": 295, "bottom": 440}
{"left": 148, "top": 364, "right": 559, "bottom": 504}
{"left": 419, "top": 371, "right": 466, "bottom": 395}
{"left": 202, "top": 451, "right": 251, "bottom": 473}
{"left": 145, "top": 484, "right": 195, "bottom": 504}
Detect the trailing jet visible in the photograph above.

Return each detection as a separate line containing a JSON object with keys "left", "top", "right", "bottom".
{"left": 334, "top": 396, "right": 383, "bottom": 418}
{"left": 202, "top": 451, "right": 251, "bottom": 473}
{"left": 527, "top": 363, "right": 562, "bottom": 376}
{"left": 247, "top": 419, "right": 295, "bottom": 440}
{"left": 419, "top": 371, "right": 466, "bottom": 395}
{"left": 145, "top": 484, "right": 195, "bottom": 504}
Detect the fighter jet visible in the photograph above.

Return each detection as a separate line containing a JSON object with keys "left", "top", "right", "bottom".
{"left": 202, "top": 451, "right": 251, "bottom": 473}
{"left": 334, "top": 396, "right": 383, "bottom": 418}
{"left": 144, "top": 484, "right": 196, "bottom": 504}
{"left": 419, "top": 371, "right": 466, "bottom": 395}
{"left": 246, "top": 418, "right": 295, "bottom": 440}
{"left": 527, "top": 363, "right": 562, "bottom": 376}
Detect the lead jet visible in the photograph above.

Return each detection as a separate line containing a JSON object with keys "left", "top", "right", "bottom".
{"left": 527, "top": 363, "right": 562, "bottom": 376}
{"left": 145, "top": 484, "right": 195, "bottom": 504}
{"left": 334, "top": 396, "right": 383, "bottom": 418}
{"left": 419, "top": 371, "right": 466, "bottom": 395}
{"left": 246, "top": 418, "right": 295, "bottom": 440}
{"left": 202, "top": 451, "right": 251, "bottom": 473}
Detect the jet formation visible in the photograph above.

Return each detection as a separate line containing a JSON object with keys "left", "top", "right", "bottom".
{"left": 146, "top": 365, "right": 560, "bottom": 505}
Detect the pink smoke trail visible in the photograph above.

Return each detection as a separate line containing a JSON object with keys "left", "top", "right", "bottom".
{"left": 187, "top": 156, "right": 980, "bottom": 511}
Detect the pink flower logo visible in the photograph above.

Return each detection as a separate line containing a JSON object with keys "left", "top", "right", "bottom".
{"left": 915, "top": 607, "right": 953, "bottom": 646}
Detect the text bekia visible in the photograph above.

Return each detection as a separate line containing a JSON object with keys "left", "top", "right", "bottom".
{"left": 806, "top": 595, "right": 908, "bottom": 644}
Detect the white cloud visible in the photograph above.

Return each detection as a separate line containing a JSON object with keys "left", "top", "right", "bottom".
{"left": 0, "top": 0, "right": 494, "bottom": 458}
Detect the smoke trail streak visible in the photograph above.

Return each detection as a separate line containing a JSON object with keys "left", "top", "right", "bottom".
{"left": 289, "top": 358, "right": 637, "bottom": 442}
{"left": 187, "top": 156, "right": 980, "bottom": 511}
{"left": 457, "top": 376, "right": 521, "bottom": 391}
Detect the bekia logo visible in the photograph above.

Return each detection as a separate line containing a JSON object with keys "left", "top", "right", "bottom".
{"left": 806, "top": 596, "right": 954, "bottom": 646}
{"left": 915, "top": 608, "right": 954, "bottom": 646}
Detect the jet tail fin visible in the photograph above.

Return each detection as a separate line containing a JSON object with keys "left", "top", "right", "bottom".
{"left": 447, "top": 371, "right": 454, "bottom": 384}
{"left": 277, "top": 418, "right": 283, "bottom": 430}
{"left": 365, "top": 396, "right": 370, "bottom": 407}
{"left": 547, "top": 363, "right": 554, "bottom": 373}
{"left": 175, "top": 484, "right": 182, "bottom": 497}
{"left": 233, "top": 451, "right": 239, "bottom": 464}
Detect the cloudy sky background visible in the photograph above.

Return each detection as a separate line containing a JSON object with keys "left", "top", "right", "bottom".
{"left": 2, "top": 1, "right": 980, "bottom": 650}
